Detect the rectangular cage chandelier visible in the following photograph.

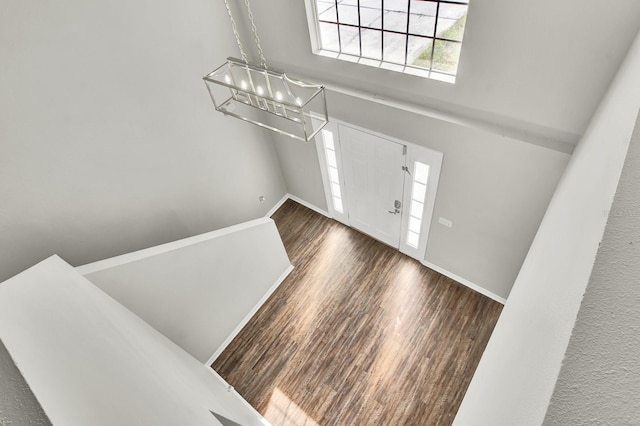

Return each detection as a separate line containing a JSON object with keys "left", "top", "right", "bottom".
{"left": 204, "top": 0, "right": 327, "bottom": 143}
{"left": 203, "top": 58, "right": 328, "bottom": 142}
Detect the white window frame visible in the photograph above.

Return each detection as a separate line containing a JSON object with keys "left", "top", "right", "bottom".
{"left": 315, "top": 119, "right": 350, "bottom": 225}
{"left": 399, "top": 144, "right": 443, "bottom": 260}
{"left": 303, "top": 0, "right": 468, "bottom": 83}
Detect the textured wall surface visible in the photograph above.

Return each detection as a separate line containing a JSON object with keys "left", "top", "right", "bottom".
{"left": 0, "top": 340, "right": 51, "bottom": 426}
{"left": 454, "top": 29, "right": 640, "bottom": 426}
{"left": 543, "top": 111, "right": 640, "bottom": 425}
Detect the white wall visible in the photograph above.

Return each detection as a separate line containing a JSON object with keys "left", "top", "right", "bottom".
{"left": 0, "top": 0, "right": 287, "bottom": 283}
{"left": 454, "top": 29, "right": 640, "bottom": 426}
{"left": 543, "top": 112, "right": 640, "bottom": 424}
{"left": 0, "top": 340, "right": 51, "bottom": 426}
{"left": 0, "top": 256, "right": 268, "bottom": 426}
{"left": 244, "top": 0, "right": 640, "bottom": 147}
{"left": 273, "top": 136, "right": 329, "bottom": 212}
{"left": 78, "top": 218, "right": 292, "bottom": 364}
{"left": 275, "top": 91, "right": 568, "bottom": 299}
{"left": 247, "top": 0, "right": 615, "bottom": 298}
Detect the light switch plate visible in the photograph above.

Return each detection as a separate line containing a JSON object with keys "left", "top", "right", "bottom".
{"left": 439, "top": 217, "right": 453, "bottom": 228}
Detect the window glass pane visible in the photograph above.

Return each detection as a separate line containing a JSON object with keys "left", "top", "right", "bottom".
{"left": 360, "top": 1, "right": 382, "bottom": 29}
{"left": 322, "top": 129, "right": 334, "bottom": 149}
{"left": 437, "top": 3, "right": 468, "bottom": 20}
{"left": 414, "top": 162, "right": 429, "bottom": 184}
{"left": 319, "top": 22, "right": 340, "bottom": 52}
{"left": 383, "top": 11, "right": 407, "bottom": 33}
{"left": 331, "top": 182, "right": 341, "bottom": 197}
{"left": 317, "top": 1, "right": 337, "bottom": 22}
{"left": 410, "top": 0, "right": 437, "bottom": 16}
{"left": 339, "top": 25, "right": 360, "bottom": 55}
{"left": 412, "top": 181, "right": 427, "bottom": 202}
{"left": 432, "top": 39, "right": 461, "bottom": 74}
{"left": 407, "top": 36, "right": 433, "bottom": 69}
{"left": 333, "top": 197, "right": 344, "bottom": 213}
{"left": 312, "top": 0, "right": 465, "bottom": 79}
{"left": 326, "top": 150, "right": 337, "bottom": 168}
{"left": 409, "top": 216, "right": 422, "bottom": 234}
{"left": 382, "top": 31, "right": 406, "bottom": 64}
{"left": 337, "top": 4, "right": 359, "bottom": 26}
{"left": 410, "top": 200, "right": 424, "bottom": 218}
{"left": 361, "top": 29, "right": 382, "bottom": 60}
{"left": 384, "top": 0, "right": 408, "bottom": 12}
{"left": 409, "top": 1, "right": 436, "bottom": 36}
{"left": 383, "top": 0, "right": 407, "bottom": 32}
{"left": 407, "top": 231, "right": 420, "bottom": 248}
{"left": 328, "top": 166, "right": 339, "bottom": 183}
{"left": 436, "top": 4, "right": 467, "bottom": 42}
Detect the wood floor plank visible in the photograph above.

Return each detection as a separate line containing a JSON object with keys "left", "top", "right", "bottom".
{"left": 212, "top": 199, "right": 502, "bottom": 425}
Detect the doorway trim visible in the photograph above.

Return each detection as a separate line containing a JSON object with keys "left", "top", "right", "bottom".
{"left": 316, "top": 118, "right": 443, "bottom": 262}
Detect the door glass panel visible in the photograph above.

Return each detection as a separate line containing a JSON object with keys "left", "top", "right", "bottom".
{"left": 322, "top": 129, "right": 345, "bottom": 214}
{"left": 412, "top": 181, "right": 427, "bottom": 201}
{"left": 414, "top": 162, "right": 429, "bottom": 184}
{"left": 331, "top": 182, "right": 342, "bottom": 198}
{"left": 407, "top": 231, "right": 420, "bottom": 248}
{"left": 333, "top": 197, "right": 344, "bottom": 213}
{"left": 326, "top": 150, "right": 338, "bottom": 168}
{"left": 409, "top": 216, "right": 422, "bottom": 234}
{"left": 406, "top": 161, "right": 430, "bottom": 250}
{"left": 328, "top": 166, "right": 339, "bottom": 183}
{"left": 410, "top": 200, "right": 424, "bottom": 218}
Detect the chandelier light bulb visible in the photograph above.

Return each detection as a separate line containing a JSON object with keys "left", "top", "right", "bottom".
{"left": 295, "top": 97, "right": 303, "bottom": 106}
{"left": 240, "top": 80, "right": 248, "bottom": 90}
{"left": 224, "top": 74, "right": 232, "bottom": 84}
{"left": 275, "top": 91, "right": 283, "bottom": 101}
{"left": 256, "top": 85, "right": 264, "bottom": 96}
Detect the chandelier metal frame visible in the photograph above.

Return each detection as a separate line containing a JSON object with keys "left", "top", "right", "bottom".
{"left": 203, "top": 0, "right": 328, "bottom": 142}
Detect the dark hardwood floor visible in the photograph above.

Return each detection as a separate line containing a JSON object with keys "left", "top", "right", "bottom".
{"left": 212, "top": 199, "right": 502, "bottom": 426}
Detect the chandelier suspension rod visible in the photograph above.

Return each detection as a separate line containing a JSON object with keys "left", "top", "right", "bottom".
{"left": 223, "top": 0, "right": 248, "bottom": 63}
{"left": 204, "top": 0, "right": 328, "bottom": 142}
{"left": 242, "top": 0, "right": 268, "bottom": 69}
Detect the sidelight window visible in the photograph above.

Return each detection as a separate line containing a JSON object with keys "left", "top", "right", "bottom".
{"left": 406, "top": 161, "right": 429, "bottom": 248}
{"left": 322, "top": 130, "right": 344, "bottom": 213}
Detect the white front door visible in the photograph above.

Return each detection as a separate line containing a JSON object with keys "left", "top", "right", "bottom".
{"left": 338, "top": 124, "right": 406, "bottom": 248}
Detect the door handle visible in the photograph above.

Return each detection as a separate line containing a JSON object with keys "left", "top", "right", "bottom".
{"left": 388, "top": 209, "right": 400, "bottom": 214}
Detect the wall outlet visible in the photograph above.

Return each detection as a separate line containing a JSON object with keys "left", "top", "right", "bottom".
{"left": 439, "top": 217, "right": 453, "bottom": 228}
{"left": 259, "top": 196, "right": 266, "bottom": 204}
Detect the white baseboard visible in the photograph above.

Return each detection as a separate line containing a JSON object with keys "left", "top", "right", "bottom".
{"left": 265, "top": 194, "right": 290, "bottom": 218}
{"left": 205, "top": 264, "right": 295, "bottom": 366}
{"left": 265, "top": 193, "right": 331, "bottom": 219}
{"left": 286, "top": 194, "right": 331, "bottom": 218}
{"left": 206, "top": 369, "right": 271, "bottom": 425}
{"left": 421, "top": 260, "right": 507, "bottom": 304}
{"left": 265, "top": 196, "right": 504, "bottom": 306}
